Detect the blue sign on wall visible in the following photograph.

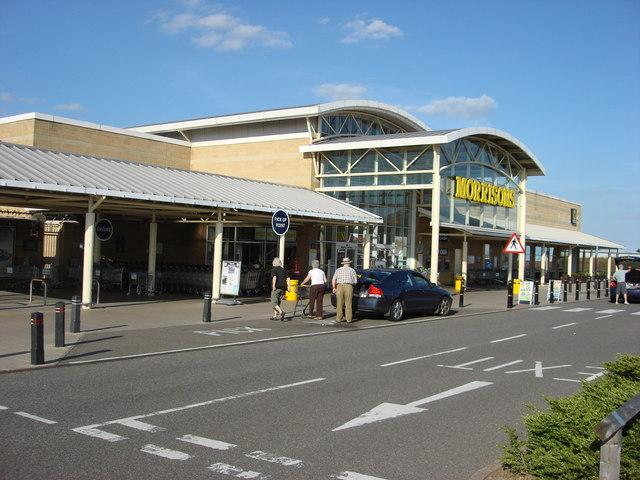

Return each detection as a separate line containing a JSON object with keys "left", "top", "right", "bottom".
{"left": 271, "top": 210, "right": 289, "bottom": 236}
{"left": 95, "top": 218, "right": 113, "bottom": 242}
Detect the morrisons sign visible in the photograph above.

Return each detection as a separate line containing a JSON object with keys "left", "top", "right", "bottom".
{"left": 453, "top": 176, "right": 516, "bottom": 208}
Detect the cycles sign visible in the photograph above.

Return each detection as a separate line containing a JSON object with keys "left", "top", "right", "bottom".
{"left": 271, "top": 210, "right": 289, "bottom": 236}
{"left": 95, "top": 218, "right": 113, "bottom": 242}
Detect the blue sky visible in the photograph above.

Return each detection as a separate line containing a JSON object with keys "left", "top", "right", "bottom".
{"left": 1, "top": 0, "right": 639, "bottom": 251}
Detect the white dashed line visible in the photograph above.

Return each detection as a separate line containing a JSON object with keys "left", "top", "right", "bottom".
{"left": 579, "top": 371, "right": 606, "bottom": 381}
{"left": 490, "top": 334, "right": 526, "bottom": 343}
{"left": 631, "top": 312, "right": 640, "bottom": 316}
{"left": 208, "top": 462, "right": 269, "bottom": 478}
{"left": 552, "top": 322, "right": 577, "bottom": 329}
{"left": 114, "top": 419, "right": 165, "bottom": 432}
{"left": 595, "top": 315, "right": 612, "bottom": 320}
{"left": 330, "top": 472, "right": 388, "bottom": 480}
{"left": 483, "top": 360, "right": 523, "bottom": 371}
{"left": 177, "top": 434, "right": 237, "bottom": 450}
{"left": 533, "top": 306, "right": 562, "bottom": 311}
{"left": 595, "top": 309, "right": 625, "bottom": 314}
{"left": 505, "top": 364, "right": 571, "bottom": 376}
{"left": 140, "top": 444, "right": 191, "bottom": 461}
{"left": 245, "top": 450, "right": 304, "bottom": 468}
{"left": 72, "top": 425, "right": 127, "bottom": 442}
{"left": 0, "top": 405, "right": 8, "bottom": 410}
{"left": 554, "top": 378, "right": 582, "bottom": 383}
{"left": 438, "top": 357, "right": 494, "bottom": 370}
{"left": 380, "top": 347, "right": 467, "bottom": 367}
{"left": 13, "top": 412, "right": 57, "bottom": 424}
{"left": 562, "top": 308, "right": 592, "bottom": 312}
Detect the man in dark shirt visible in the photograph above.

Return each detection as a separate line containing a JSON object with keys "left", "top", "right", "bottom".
{"left": 270, "top": 257, "right": 290, "bottom": 320}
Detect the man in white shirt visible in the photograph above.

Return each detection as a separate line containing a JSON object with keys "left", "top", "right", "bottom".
{"left": 613, "top": 264, "right": 630, "bottom": 305}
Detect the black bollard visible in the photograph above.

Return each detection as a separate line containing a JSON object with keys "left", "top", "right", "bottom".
{"left": 563, "top": 281, "right": 568, "bottom": 303}
{"left": 549, "top": 280, "right": 555, "bottom": 304}
{"left": 605, "top": 279, "right": 610, "bottom": 297}
{"left": 459, "top": 280, "right": 465, "bottom": 308}
{"left": 586, "top": 279, "right": 591, "bottom": 300}
{"left": 70, "top": 295, "right": 81, "bottom": 333}
{"left": 534, "top": 281, "right": 540, "bottom": 305}
{"left": 575, "top": 279, "right": 580, "bottom": 301}
{"left": 31, "top": 312, "right": 44, "bottom": 365}
{"left": 507, "top": 281, "right": 514, "bottom": 309}
{"left": 54, "top": 302, "right": 65, "bottom": 347}
{"left": 597, "top": 279, "right": 601, "bottom": 298}
{"left": 568, "top": 280, "right": 573, "bottom": 293}
{"left": 202, "top": 291, "right": 212, "bottom": 322}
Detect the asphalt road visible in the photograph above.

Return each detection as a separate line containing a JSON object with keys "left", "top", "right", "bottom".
{"left": 1, "top": 299, "right": 638, "bottom": 480}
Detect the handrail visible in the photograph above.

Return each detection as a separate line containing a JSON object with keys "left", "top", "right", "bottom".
{"left": 92, "top": 278, "right": 100, "bottom": 305}
{"left": 595, "top": 394, "right": 640, "bottom": 480}
{"left": 29, "top": 278, "right": 48, "bottom": 306}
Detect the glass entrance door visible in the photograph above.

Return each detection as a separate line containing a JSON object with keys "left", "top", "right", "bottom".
{"left": 327, "top": 241, "right": 359, "bottom": 280}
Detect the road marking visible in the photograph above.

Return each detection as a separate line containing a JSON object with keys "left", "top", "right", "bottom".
{"left": 72, "top": 378, "right": 325, "bottom": 442}
{"left": 533, "top": 306, "right": 562, "bottom": 311}
{"left": 562, "top": 307, "right": 592, "bottom": 312}
{"left": 554, "top": 378, "right": 582, "bottom": 383}
{"left": 552, "top": 322, "right": 577, "bottom": 329}
{"left": 438, "top": 357, "right": 494, "bottom": 370}
{"left": 140, "top": 444, "right": 191, "bottom": 461}
{"left": 483, "top": 360, "right": 523, "bottom": 371}
{"left": 505, "top": 363, "right": 571, "bottom": 377}
{"left": 490, "top": 334, "right": 526, "bottom": 343}
{"left": 245, "top": 450, "right": 304, "bottom": 468}
{"left": 114, "top": 419, "right": 165, "bottom": 432}
{"left": 331, "top": 472, "right": 388, "bottom": 480}
{"left": 595, "top": 315, "right": 612, "bottom": 320}
{"left": 380, "top": 347, "right": 467, "bottom": 367}
{"left": 596, "top": 309, "right": 625, "bottom": 314}
{"left": 579, "top": 371, "right": 606, "bottom": 381}
{"left": 177, "top": 434, "right": 237, "bottom": 450}
{"left": 194, "top": 326, "right": 272, "bottom": 336}
{"left": 333, "top": 381, "right": 492, "bottom": 431}
{"left": 0, "top": 405, "right": 8, "bottom": 410}
{"left": 13, "top": 412, "right": 57, "bottom": 424}
{"left": 208, "top": 462, "right": 269, "bottom": 478}
{"left": 632, "top": 312, "right": 640, "bottom": 316}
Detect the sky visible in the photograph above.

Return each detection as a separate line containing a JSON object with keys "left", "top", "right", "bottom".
{"left": 1, "top": 0, "right": 639, "bottom": 251}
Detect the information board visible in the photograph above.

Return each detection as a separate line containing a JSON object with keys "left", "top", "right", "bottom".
{"left": 546, "top": 279, "right": 563, "bottom": 303}
{"left": 518, "top": 280, "right": 534, "bottom": 304}
{"left": 220, "top": 260, "right": 241, "bottom": 296}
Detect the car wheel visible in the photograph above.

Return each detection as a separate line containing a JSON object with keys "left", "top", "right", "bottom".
{"left": 389, "top": 299, "right": 404, "bottom": 321}
{"left": 435, "top": 296, "right": 451, "bottom": 316}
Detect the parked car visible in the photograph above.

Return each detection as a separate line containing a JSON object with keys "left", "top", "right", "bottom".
{"left": 609, "top": 255, "right": 640, "bottom": 303}
{"left": 330, "top": 269, "right": 452, "bottom": 321}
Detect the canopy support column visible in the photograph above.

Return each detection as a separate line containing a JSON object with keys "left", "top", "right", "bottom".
{"left": 147, "top": 211, "right": 157, "bottom": 295}
{"left": 278, "top": 233, "right": 286, "bottom": 266}
{"left": 429, "top": 146, "right": 441, "bottom": 284}
{"left": 567, "top": 247, "right": 573, "bottom": 277}
{"left": 540, "top": 243, "right": 547, "bottom": 284}
{"left": 212, "top": 210, "right": 223, "bottom": 301}
{"left": 82, "top": 199, "right": 96, "bottom": 309}
{"left": 607, "top": 250, "right": 613, "bottom": 279}
{"left": 363, "top": 226, "right": 371, "bottom": 269}
{"left": 589, "top": 247, "right": 595, "bottom": 277}
{"left": 93, "top": 213, "right": 101, "bottom": 263}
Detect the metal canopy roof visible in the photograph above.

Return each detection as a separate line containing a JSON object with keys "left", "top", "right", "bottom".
{"left": 0, "top": 142, "right": 381, "bottom": 224}
{"left": 300, "top": 128, "right": 545, "bottom": 177}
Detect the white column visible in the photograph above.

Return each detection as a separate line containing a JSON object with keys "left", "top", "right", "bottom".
{"left": 429, "top": 146, "right": 441, "bottom": 284}
{"left": 461, "top": 234, "right": 468, "bottom": 281}
{"left": 147, "top": 212, "right": 157, "bottom": 295}
{"left": 517, "top": 170, "right": 527, "bottom": 280}
{"left": 363, "top": 226, "right": 371, "bottom": 269}
{"left": 82, "top": 206, "right": 95, "bottom": 309}
{"left": 567, "top": 247, "right": 573, "bottom": 277}
{"left": 212, "top": 210, "right": 224, "bottom": 301}
{"left": 278, "top": 232, "right": 286, "bottom": 265}
{"left": 607, "top": 251, "right": 613, "bottom": 279}
{"left": 407, "top": 190, "right": 417, "bottom": 269}
{"left": 589, "top": 248, "right": 595, "bottom": 277}
{"left": 93, "top": 213, "right": 101, "bottom": 263}
{"left": 540, "top": 243, "right": 547, "bottom": 284}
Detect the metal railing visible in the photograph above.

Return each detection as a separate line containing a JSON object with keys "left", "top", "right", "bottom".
{"left": 595, "top": 394, "right": 640, "bottom": 479}
{"left": 29, "top": 278, "right": 48, "bottom": 306}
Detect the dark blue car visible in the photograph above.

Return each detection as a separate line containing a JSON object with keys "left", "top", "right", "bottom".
{"left": 331, "top": 269, "right": 453, "bottom": 321}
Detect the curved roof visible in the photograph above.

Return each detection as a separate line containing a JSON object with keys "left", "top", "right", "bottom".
{"left": 128, "top": 100, "right": 429, "bottom": 134}
{"left": 300, "top": 127, "right": 545, "bottom": 176}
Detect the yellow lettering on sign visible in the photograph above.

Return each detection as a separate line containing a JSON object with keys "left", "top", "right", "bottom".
{"left": 453, "top": 176, "right": 516, "bottom": 208}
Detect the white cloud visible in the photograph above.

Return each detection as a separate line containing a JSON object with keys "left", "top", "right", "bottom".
{"left": 54, "top": 103, "right": 83, "bottom": 112}
{"left": 318, "top": 17, "right": 330, "bottom": 25}
{"left": 152, "top": 6, "right": 292, "bottom": 52}
{"left": 1, "top": 91, "right": 41, "bottom": 105}
{"left": 417, "top": 94, "right": 497, "bottom": 119}
{"left": 314, "top": 83, "right": 367, "bottom": 100}
{"left": 0, "top": 92, "right": 13, "bottom": 102}
{"left": 342, "top": 18, "right": 402, "bottom": 43}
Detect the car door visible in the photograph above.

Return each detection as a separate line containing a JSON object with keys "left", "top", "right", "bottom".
{"left": 394, "top": 271, "right": 418, "bottom": 311}
{"left": 410, "top": 272, "right": 440, "bottom": 312}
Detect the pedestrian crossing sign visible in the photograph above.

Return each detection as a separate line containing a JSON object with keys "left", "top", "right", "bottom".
{"left": 503, "top": 233, "right": 525, "bottom": 254}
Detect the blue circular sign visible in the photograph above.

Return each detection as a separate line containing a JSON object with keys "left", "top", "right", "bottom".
{"left": 271, "top": 210, "right": 289, "bottom": 236}
{"left": 95, "top": 218, "right": 113, "bottom": 242}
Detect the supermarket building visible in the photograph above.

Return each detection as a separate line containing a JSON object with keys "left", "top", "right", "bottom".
{"left": 0, "top": 100, "right": 623, "bottom": 305}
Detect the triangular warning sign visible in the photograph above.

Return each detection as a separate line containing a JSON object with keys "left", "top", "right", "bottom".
{"left": 503, "top": 233, "right": 525, "bottom": 254}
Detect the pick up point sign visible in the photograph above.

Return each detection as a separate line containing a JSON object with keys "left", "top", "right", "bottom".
{"left": 271, "top": 210, "right": 289, "bottom": 236}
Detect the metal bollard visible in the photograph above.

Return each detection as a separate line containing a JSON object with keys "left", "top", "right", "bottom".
{"left": 31, "top": 312, "right": 44, "bottom": 365}
{"left": 563, "top": 281, "right": 568, "bottom": 302}
{"left": 575, "top": 279, "right": 580, "bottom": 301}
{"left": 459, "top": 280, "right": 465, "bottom": 308}
{"left": 549, "top": 280, "right": 555, "bottom": 304}
{"left": 605, "top": 280, "right": 610, "bottom": 297}
{"left": 587, "top": 279, "right": 591, "bottom": 300}
{"left": 70, "top": 295, "right": 81, "bottom": 333}
{"left": 202, "top": 291, "right": 212, "bottom": 322}
{"left": 597, "top": 279, "right": 601, "bottom": 298}
{"left": 534, "top": 281, "right": 540, "bottom": 305}
{"left": 54, "top": 302, "right": 65, "bottom": 347}
{"left": 507, "top": 281, "right": 514, "bottom": 309}
{"left": 568, "top": 280, "right": 573, "bottom": 293}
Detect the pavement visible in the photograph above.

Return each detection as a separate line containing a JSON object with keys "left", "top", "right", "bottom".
{"left": 0, "top": 282, "right": 615, "bottom": 372}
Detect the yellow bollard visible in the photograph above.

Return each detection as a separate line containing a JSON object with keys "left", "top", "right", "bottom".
{"left": 454, "top": 275, "right": 463, "bottom": 293}
{"left": 512, "top": 278, "right": 521, "bottom": 295}
{"left": 285, "top": 279, "right": 298, "bottom": 301}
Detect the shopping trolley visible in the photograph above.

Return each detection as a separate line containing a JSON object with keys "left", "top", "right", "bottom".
{"left": 291, "top": 285, "right": 311, "bottom": 318}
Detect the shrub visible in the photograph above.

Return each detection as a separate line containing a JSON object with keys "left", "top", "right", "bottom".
{"left": 501, "top": 354, "right": 640, "bottom": 480}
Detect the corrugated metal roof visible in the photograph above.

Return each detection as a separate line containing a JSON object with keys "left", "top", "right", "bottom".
{"left": 0, "top": 142, "right": 382, "bottom": 224}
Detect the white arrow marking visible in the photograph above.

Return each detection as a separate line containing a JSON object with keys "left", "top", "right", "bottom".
{"left": 140, "top": 444, "right": 191, "bottom": 460}
{"left": 332, "top": 381, "right": 492, "bottom": 431}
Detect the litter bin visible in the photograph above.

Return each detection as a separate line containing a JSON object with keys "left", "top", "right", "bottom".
{"left": 454, "top": 275, "right": 464, "bottom": 293}
{"left": 285, "top": 279, "right": 298, "bottom": 301}
{"left": 512, "top": 278, "right": 521, "bottom": 295}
